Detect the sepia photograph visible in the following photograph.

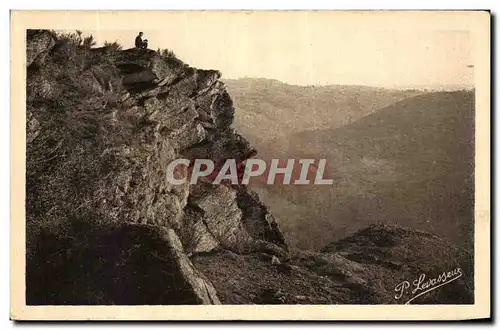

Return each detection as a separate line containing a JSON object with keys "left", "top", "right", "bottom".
{"left": 10, "top": 10, "right": 490, "bottom": 320}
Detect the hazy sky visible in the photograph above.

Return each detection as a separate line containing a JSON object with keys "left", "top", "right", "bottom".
{"left": 81, "top": 11, "right": 474, "bottom": 87}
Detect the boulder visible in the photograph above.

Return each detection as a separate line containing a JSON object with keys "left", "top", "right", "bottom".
{"left": 253, "top": 239, "right": 289, "bottom": 260}
{"left": 26, "top": 224, "right": 221, "bottom": 305}
{"left": 160, "top": 227, "right": 221, "bottom": 304}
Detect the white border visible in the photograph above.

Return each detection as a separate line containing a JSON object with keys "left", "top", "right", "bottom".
{"left": 3, "top": 1, "right": 497, "bottom": 327}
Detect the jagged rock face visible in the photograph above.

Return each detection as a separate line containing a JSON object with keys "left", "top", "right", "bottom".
{"left": 182, "top": 183, "right": 247, "bottom": 253}
{"left": 236, "top": 188, "right": 287, "bottom": 247}
{"left": 26, "top": 30, "right": 286, "bottom": 304}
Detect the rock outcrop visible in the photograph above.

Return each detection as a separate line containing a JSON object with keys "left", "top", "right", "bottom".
{"left": 26, "top": 30, "right": 284, "bottom": 304}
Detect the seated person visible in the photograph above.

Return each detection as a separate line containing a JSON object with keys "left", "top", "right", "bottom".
{"left": 135, "top": 32, "right": 148, "bottom": 49}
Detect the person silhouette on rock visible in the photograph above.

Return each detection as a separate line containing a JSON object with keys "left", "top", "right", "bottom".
{"left": 135, "top": 32, "right": 148, "bottom": 50}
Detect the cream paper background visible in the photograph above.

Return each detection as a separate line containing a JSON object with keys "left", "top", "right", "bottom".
{"left": 10, "top": 10, "right": 490, "bottom": 320}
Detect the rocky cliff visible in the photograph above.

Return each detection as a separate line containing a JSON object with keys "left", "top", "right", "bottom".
{"left": 26, "top": 30, "right": 473, "bottom": 305}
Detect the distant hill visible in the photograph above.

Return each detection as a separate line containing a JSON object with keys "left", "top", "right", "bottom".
{"left": 235, "top": 89, "right": 475, "bottom": 251}
{"left": 224, "top": 78, "right": 423, "bottom": 150}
